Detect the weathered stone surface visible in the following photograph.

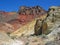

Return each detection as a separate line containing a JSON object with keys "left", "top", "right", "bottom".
{"left": 34, "top": 19, "right": 48, "bottom": 35}
{"left": 34, "top": 19, "right": 43, "bottom": 35}
{"left": 0, "top": 31, "right": 12, "bottom": 45}
{"left": 45, "top": 6, "right": 60, "bottom": 28}
{"left": 18, "top": 6, "right": 46, "bottom": 15}
{"left": 0, "top": 31, "right": 25, "bottom": 45}
{"left": 0, "top": 22, "right": 14, "bottom": 33}
{"left": 34, "top": 6, "right": 60, "bottom": 36}
{"left": 1, "top": 6, "right": 60, "bottom": 45}
{"left": 44, "top": 6, "right": 60, "bottom": 45}
{"left": 45, "top": 40, "right": 60, "bottom": 45}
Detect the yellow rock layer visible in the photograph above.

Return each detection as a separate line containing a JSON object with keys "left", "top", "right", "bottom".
{"left": 10, "top": 14, "right": 47, "bottom": 37}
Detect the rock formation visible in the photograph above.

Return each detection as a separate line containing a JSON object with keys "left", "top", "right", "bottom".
{"left": 0, "top": 6, "right": 60, "bottom": 45}
{"left": 34, "top": 6, "right": 60, "bottom": 36}
{"left": 10, "top": 14, "right": 47, "bottom": 37}
{"left": 34, "top": 19, "right": 43, "bottom": 35}
{"left": 18, "top": 6, "right": 46, "bottom": 16}
{"left": 7, "top": 6, "right": 47, "bottom": 32}
{"left": 0, "top": 6, "right": 47, "bottom": 35}
{"left": 34, "top": 18, "right": 48, "bottom": 35}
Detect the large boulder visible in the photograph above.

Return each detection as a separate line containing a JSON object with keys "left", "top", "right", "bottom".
{"left": 34, "top": 19, "right": 43, "bottom": 35}
{"left": 34, "top": 19, "right": 48, "bottom": 35}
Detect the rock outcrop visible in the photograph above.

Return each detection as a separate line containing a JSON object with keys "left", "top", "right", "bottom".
{"left": 34, "top": 19, "right": 48, "bottom": 35}
{"left": 10, "top": 14, "right": 47, "bottom": 37}
{"left": 6, "top": 6, "right": 47, "bottom": 32}
{"left": 46, "top": 6, "right": 60, "bottom": 41}
{"left": 0, "top": 6, "right": 47, "bottom": 34}
{"left": 34, "top": 6, "right": 60, "bottom": 36}
{"left": 18, "top": 6, "right": 46, "bottom": 15}
{"left": 1, "top": 6, "right": 60, "bottom": 45}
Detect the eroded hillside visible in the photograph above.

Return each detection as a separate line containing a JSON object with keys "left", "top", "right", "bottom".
{"left": 1, "top": 6, "right": 60, "bottom": 45}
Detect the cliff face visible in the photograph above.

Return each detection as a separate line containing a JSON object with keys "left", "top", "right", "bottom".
{"left": 0, "top": 6, "right": 60, "bottom": 45}
{"left": 9, "top": 6, "right": 47, "bottom": 37}
{"left": 34, "top": 6, "right": 60, "bottom": 36}
{"left": 47, "top": 6, "right": 60, "bottom": 38}
{"left": 0, "top": 6, "right": 47, "bottom": 33}
{"left": 7, "top": 6, "right": 47, "bottom": 30}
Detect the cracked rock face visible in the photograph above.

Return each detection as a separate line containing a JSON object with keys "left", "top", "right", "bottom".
{"left": 34, "top": 6, "right": 60, "bottom": 42}
{"left": 18, "top": 6, "right": 46, "bottom": 15}
{"left": 45, "top": 6, "right": 60, "bottom": 33}
{"left": 45, "top": 6, "right": 60, "bottom": 45}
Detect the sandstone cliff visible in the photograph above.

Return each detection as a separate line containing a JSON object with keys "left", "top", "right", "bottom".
{"left": 1, "top": 6, "right": 60, "bottom": 45}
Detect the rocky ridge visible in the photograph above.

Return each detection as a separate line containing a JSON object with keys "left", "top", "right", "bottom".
{"left": 0, "top": 6, "right": 60, "bottom": 45}
{"left": 0, "top": 6, "right": 47, "bottom": 32}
